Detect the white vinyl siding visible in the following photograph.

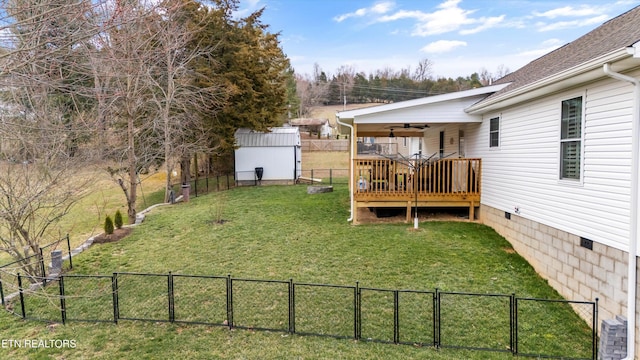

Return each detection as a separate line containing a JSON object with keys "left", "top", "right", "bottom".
{"left": 424, "top": 124, "right": 463, "bottom": 158}
{"left": 466, "top": 71, "right": 637, "bottom": 252}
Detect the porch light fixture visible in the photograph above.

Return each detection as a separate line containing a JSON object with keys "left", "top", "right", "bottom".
{"left": 388, "top": 129, "right": 395, "bottom": 138}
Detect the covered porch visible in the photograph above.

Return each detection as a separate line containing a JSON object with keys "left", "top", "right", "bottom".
{"left": 336, "top": 84, "right": 508, "bottom": 224}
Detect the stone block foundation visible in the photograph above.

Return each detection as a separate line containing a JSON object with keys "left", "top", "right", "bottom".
{"left": 479, "top": 204, "right": 640, "bottom": 358}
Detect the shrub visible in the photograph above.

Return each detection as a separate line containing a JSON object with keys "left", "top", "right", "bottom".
{"left": 114, "top": 210, "right": 123, "bottom": 229}
{"left": 104, "top": 215, "right": 114, "bottom": 235}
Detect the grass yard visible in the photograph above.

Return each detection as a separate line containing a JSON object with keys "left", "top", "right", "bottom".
{"left": 0, "top": 183, "right": 595, "bottom": 359}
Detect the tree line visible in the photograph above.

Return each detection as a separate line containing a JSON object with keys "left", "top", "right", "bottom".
{"left": 0, "top": 0, "right": 290, "bottom": 272}
{"left": 292, "top": 60, "right": 510, "bottom": 117}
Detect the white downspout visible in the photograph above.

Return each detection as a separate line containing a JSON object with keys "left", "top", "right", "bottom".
{"left": 336, "top": 115, "right": 354, "bottom": 222}
{"left": 604, "top": 63, "right": 640, "bottom": 360}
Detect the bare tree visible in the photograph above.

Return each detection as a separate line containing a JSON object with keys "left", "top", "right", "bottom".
{"left": 0, "top": 0, "right": 101, "bottom": 278}
{"left": 142, "top": 2, "right": 227, "bottom": 203}
{"left": 413, "top": 58, "right": 433, "bottom": 82}
{"left": 87, "top": 0, "right": 230, "bottom": 219}
{"left": 479, "top": 64, "right": 511, "bottom": 85}
{"left": 295, "top": 72, "right": 329, "bottom": 117}
{"left": 93, "top": 1, "right": 158, "bottom": 224}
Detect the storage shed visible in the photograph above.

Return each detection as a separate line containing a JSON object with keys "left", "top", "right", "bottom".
{"left": 234, "top": 127, "right": 302, "bottom": 185}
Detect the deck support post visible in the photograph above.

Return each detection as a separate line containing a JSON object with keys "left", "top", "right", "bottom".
{"left": 353, "top": 200, "right": 359, "bottom": 224}
{"left": 469, "top": 202, "right": 475, "bottom": 221}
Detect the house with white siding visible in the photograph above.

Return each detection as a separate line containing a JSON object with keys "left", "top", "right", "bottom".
{"left": 337, "top": 6, "right": 640, "bottom": 357}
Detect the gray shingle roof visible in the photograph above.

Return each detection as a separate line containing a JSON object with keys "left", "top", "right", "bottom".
{"left": 486, "top": 5, "right": 640, "bottom": 100}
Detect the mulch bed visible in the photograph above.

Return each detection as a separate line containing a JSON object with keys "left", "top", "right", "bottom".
{"left": 92, "top": 227, "right": 132, "bottom": 244}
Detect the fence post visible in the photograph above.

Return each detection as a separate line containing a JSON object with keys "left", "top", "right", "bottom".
{"left": 112, "top": 273, "right": 119, "bottom": 324}
{"left": 66, "top": 234, "right": 73, "bottom": 269}
{"left": 59, "top": 275, "right": 66, "bottom": 325}
{"left": 434, "top": 288, "right": 440, "bottom": 348}
{"left": 39, "top": 248, "right": 46, "bottom": 286}
{"left": 194, "top": 180, "right": 198, "bottom": 198}
{"left": 330, "top": 169, "right": 333, "bottom": 185}
{"left": 510, "top": 293, "right": 515, "bottom": 355}
{"left": 292, "top": 280, "right": 297, "bottom": 334}
{"left": 227, "top": 174, "right": 230, "bottom": 190}
{"left": 394, "top": 290, "right": 399, "bottom": 344}
{"left": 17, "top": 273, "right": 25, "bottom": 319}
{"left": 0, "top": 273, "right": 4, "bottom": 306}
{"left": 514, "top": 296, "right": 518, "bottom": 355}
{"left": 226, "top": 274, "right": 233, "bottom": 329}
{"left": 168, "top": 272, "right": 174, "bottom": 323}
{"left": 593, "top": 298, "right": 599, "bottom": 360}
{"left": 288, "top": 278, "right": 294, "bottom": 334}
{"left": 355, "top": 281, "right": 360, "bottom": 340}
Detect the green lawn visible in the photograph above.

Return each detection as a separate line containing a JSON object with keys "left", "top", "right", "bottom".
{"left": 0, "top": 184, "right": 595, "bottom": 359}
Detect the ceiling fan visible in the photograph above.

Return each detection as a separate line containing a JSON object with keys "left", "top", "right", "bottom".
{"left": 385, "top": 123, "right": 430, "bottom": 130}
{"left": 386, "top": 123, "right": 429, "bottom": 137}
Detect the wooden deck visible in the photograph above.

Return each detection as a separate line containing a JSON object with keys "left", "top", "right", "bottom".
{"left": 352, "top": 157, "right": 481, "bottom": 223}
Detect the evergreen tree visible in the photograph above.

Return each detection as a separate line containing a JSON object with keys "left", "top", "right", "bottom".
{"left": 193, "top": 0, "right": 290, "bottom": 170}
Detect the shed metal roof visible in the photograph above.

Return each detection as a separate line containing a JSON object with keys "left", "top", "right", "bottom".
{"left": 234, "top": 127, "right": 300, "bottom": 147}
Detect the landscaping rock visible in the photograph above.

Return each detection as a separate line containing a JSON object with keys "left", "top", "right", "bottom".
{"left": 307, "top": 185, "right": 333, "bottom": 194}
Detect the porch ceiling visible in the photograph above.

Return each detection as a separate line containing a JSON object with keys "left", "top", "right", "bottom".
{"left": 356, "top": 123, "right": 426, "bottom": 138}
{"left": 336, "top": 84, "right": 510, "bottom": 137}
{"left": 354, "top": 117, "right": 483, "bottom": 137}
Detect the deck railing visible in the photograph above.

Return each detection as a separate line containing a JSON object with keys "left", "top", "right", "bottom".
{"left": 353, "top": 158, "right": 481, "bottom": 201}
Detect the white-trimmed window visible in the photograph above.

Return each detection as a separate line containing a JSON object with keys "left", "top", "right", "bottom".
{"left": 560, "top": 96, "right": 583, "bottom": 180}
{"left": 489, "top": 117, "right": 499, "bottom": 147}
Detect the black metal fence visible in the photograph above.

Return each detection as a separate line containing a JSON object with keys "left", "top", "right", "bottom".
{"left": 1, "top": 272, "right": 598, "bottom": 359}
{"left": 299, "top": 168, "right": 349, "bottom": 185}
{"left": 171, "top": 173, "right": 235, "bottom": 199}
{"left": 0, "top": 234, "right": 72, "bottom": 305}
{"left": 233, "top": 169, "right": 349, "bottom": 186}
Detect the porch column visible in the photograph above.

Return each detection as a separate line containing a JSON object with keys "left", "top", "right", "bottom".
{"left": 352, "top": 123, "right": 359, "bottom": 225}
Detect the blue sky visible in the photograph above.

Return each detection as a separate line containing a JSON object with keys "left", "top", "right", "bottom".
{"left": 236, "top": 0, "right": 640, "bottom": 79}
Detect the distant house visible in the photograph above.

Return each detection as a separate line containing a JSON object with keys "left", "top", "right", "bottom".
{"left": 234, "top": 127, "right": 302, "bottom": 185}
{"left": 337, "top": 5, "right": 640, "bottom": 357}
{"left": 290, "top": 118, "right": 332, "bottom": 138}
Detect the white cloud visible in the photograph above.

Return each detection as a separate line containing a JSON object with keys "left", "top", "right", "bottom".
{"left": 369, "top": 0, "right": 506, "bottom": 37}
{"left": 536, "top": 14, "right": 609, "bottom": 32}
{"left": 460, "top": 15, "right": 505, "bottom": 35}
{"left": 234, "top": 0, "right": 264, "bottom": 18}
{"left": 533, "top": 5, "right": 602, "bottom": 19}
{"left": 403, "top": 0, "right": 478, "bottom": 36}
{"left": 421, "top": 40, "right": 467, "bottom": 54}
{"left": 334, "top": 1, "right": 395, "bottom": 22}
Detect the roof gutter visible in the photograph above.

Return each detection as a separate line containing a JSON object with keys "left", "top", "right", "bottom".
{"left": 604, "top": 62, "right": 640, "bottom": 360}
{"left": 335, "top": 115, "right": 354, "bottom": 222}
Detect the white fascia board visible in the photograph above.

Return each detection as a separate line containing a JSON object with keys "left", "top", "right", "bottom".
{"left": 336, "top": 83, "right": 510, "bottom": 120}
